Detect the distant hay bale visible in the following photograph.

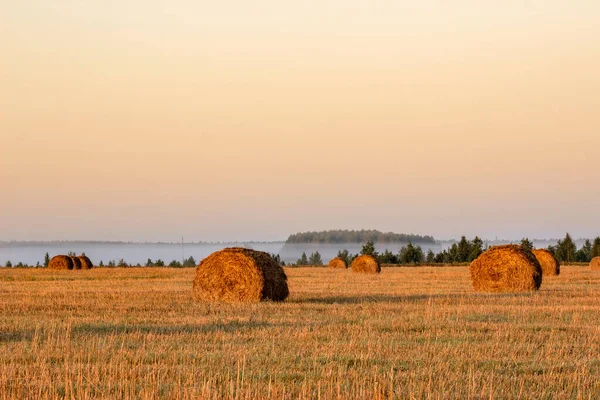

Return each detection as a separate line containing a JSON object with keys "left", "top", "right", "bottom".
{"left": 470, "top": 245, "right": 542, "bottom": 292}
{"left": 351, "top": 255, "right": 381, "bottom": 274}
{"left": 192, "top": 247, "right": 289, "bottom": 303}
{"left": 328, "top": 257, "right": 348, "bottom": 269}
{"left": 78, "top": 255, "right": 93, "bottom": 270}
{"left": 591, "top": 257, "right": 600, "bottom": 271}
{"left": 532, "top": 249, "right": 560, "bottom": 276}
{"left": 48, "top": 255, "right": 74, "bottom": 270}
{"left": 70, "top": 256, "right": 82, "bottom": 270}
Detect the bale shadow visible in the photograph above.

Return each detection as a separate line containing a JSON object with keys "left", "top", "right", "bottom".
{"left": 0, "top": 329, "right": 35, "bottom": 342}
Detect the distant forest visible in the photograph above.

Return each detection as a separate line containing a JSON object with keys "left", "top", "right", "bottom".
{"left": 285, "top": 230, "right": 436, "bottom": 244}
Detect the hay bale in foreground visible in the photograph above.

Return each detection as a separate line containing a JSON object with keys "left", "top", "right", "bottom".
{"left": 48, "top": 255, "right": 74, "bottom": 270}
{"left": 78, "top": 255, "right": 93, "bottom": 270}
{"left": 470, "top": 245, "right": 542, "bottom": 292}
{"left": 193, "top": 247, "right": 289, "bottom": 303}
{"left": 532, "top": 249, "right": 560, "bottom": 276}
{"left": 591, "top": 257, "right": 600, "bottom": 271}
{"left": 328, "top": 257, "right": 348, "bottom": 269}
{"left": 351, "top": 255, "right": 381, "bottom": 274}
{"left": 70, "top": 256, "right": 82, "bottom": 270}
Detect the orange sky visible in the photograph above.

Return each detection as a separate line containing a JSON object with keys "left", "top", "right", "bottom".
{"left": 1, "top": 1, "right": 599, "bottom": 241}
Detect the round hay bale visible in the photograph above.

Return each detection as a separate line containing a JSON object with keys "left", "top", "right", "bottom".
{"left": 350, "top": 255, "right": 381, "bottom": 274}
{"left": 78, "top": 255, "right": 93, "bottom": 270}
{"left": 532, "top": 249, "right": 560, "bottom": 276}
{"left": 590, "top": 257, "right": 600, "bottom": 271}
{"left": 70, "top": 256, "right": 82, "bottom": 270}
{"left": 193, "top": 247, "right": 289, "bottom": 303}
{"left": 48, "top": 255, "right": 74, "bottom": 270}
{"left": 328, "top": 257, "right": 348, "bottom": 269}
{"left": 470, "top": 245, "right": 542, "bottom": 292}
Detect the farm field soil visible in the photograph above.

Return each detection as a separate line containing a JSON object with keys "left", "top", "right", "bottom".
{"left": 1, "top": 266, "right": 600, "bottom": 399}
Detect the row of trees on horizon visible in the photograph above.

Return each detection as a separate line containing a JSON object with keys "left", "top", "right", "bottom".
{"left": 2, "top": 252, "right": 198, "bottom": 269}
{"left": 286, "top": 229, "right": 436, "bottom": 244}
{"left": 288, "top": 233, "right": 600, "bottom": 266}
{"left": 96, "top": 256, "right": 197, "bottom": 268}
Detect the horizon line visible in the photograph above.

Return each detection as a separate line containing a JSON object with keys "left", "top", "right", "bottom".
{"left": 0, "top": 237, "right": 589, "bottom": 246}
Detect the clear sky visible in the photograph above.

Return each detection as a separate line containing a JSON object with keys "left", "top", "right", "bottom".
{"left": 1, "top": 1, "right": 599, "bottom": 242}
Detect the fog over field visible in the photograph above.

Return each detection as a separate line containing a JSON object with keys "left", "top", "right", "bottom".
{"left": 0, "top": 238, "right": 589, "bottom": 266}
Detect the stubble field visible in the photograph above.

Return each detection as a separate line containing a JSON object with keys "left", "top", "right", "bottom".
{"left": 1, "top": 265, "right": 600, "bottom": 399}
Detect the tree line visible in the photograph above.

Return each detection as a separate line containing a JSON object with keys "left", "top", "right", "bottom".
{"left": 332, "top": 233, "right": 600, "bottom": 266}
{"left": 331, "top": 238, "right": 484, "bottom": 266}
{"left": 97, "top": 256, "right": 197, "bottom": 268}
{"left": 543, "top": 233, "right": 600, "bottom": 263}
{"left": 286, "top": 229, "right": 435, "bottom": 244}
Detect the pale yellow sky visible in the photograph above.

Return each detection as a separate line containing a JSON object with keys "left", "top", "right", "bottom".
{"left": 1, "top": 1, "right": 599, "bottom": 241}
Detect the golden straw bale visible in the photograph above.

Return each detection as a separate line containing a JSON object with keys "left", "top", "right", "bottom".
{"left": 193, "top": 248, "right": 289, "bottom": 303}
{"left": 78, "top": 255, "right": 93, "bottom": 270}
{"left": 328, "top": 257, "right": 348, "bottom": 269}
{"left": 532, "top": 249, "right": 560, "bottom": 276}
{"left": 350, "top": 255, "right": 381, "bottom": 274}
{"left": 70, "top": 256, "right": 82, "bottom": 270}
{"left": 48, "top": 255, "right": 74, "bottom": 270}
{"left": 591, "top": 257, "right": 600, "bottom": 271}
{"left": 470, "top": 245, "right": 542, "bottom": 292}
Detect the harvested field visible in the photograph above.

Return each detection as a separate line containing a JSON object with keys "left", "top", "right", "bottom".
{"left": 1, "top": 265, "right": 600, "bottom": 398}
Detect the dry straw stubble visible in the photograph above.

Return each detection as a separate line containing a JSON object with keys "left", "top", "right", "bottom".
{"left": 351, "top": 255, "right": 381, "bottom": 274}
{"left": 532, "top": 248, "right": 560, "bottom": 276}
{"left": 470, "top": 245, "right": 542, "bottom": 292}
{"left": 193, "top": 247, "right": 289, "bottom": 303}
{"left": 591, "top": 257, "right": 600, "bottom": 271}
{"left": 48, "top": 255, "right": 74, "bottom": 270}
{"left": 328, "top": 257, "right": 348, "bottom": 269}
{"left": 3, "top": 266, "right": 600, "bottom": 398}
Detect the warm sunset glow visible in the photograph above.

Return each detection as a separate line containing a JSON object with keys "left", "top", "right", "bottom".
{"left": 1, "top": 1, "right": 599, "bottom": 241}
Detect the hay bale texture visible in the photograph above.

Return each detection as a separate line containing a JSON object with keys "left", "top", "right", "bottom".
{"left": 591, "top": 257, "right": 600, "bottom": 271}
{"left": 78, "top": 255, "right": 93, "bottom": 270}
{"left": 70, "top": 256, "right": 82, "bottom": 270}
{"left": 193, "top": 247, "right": 289, "bottom": 303}
{"left": 532, "top": 249, "right": 560, "bottom": 276}
{"left": 48, "top": 255, "right": 74, "bottom": 270}
{"left": 328, "top": 257, "right": 348, "bottom": 269}
{"left": 470, "top": 245, "right": 542, "bottom": 292}
{"left": 351, "top": 255, "right": 381, "bottom": 274}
